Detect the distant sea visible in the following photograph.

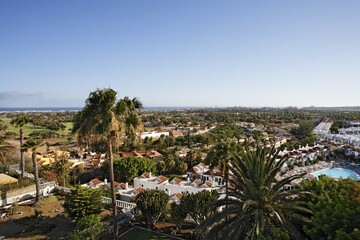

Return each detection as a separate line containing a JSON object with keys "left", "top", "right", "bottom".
{"left": 0, "top": 106, "right": 208, "bottom": 112}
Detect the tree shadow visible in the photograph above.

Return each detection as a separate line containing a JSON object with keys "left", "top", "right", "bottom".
{"left": 0, "top": 214, "right": 75, "bottom": 239}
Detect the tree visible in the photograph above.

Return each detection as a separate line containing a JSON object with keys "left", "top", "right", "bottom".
{"left": 180, "top": 190, "right": 219, "bottom": 226}
{"left": 103, "top": 157, "right": 156, "bottom": 182}
{"left": 205, "top": 140, "right": 237, "bottom": 209}
{"left": 170, "top": 202, "right": 187, "bottom": 232}
{"left": 72, "top": 88, "right": 142, "bottom": 238}
{"left": 164, "top": 152, "right": 176, "bottom": 174}
{"left": 52, "top": 152, "right": 71, "bottom": 187}
{"left": 11, "top": 115, "right": 28, "bottom": 178}
{"left": 199, "top": 144, "right": 311, "bottom": 240}
{"left": 134, "top": 189, "right": 169, "bottom": 228}
{"left": 118, "top": 97, "right": 143, "bottom": 149}
{"left": 300, "top": 176, "right": 360, "bottom": 240}
{"left": 68, "top": 214, "right": 107, "bottom": 240}
{"left": 64, "top": 186, "right": 104, "bottom": 221}
{"left": 21, "top": 137, "right": 44, "bottom": 205}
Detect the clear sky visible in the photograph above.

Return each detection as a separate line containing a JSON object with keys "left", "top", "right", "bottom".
{"left": 1, "top": 1, "right": 360, "bottom": 108}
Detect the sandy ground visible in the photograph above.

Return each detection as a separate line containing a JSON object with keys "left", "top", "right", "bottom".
{"left": 0, "top": 196, "right": 75, "bottom": 240}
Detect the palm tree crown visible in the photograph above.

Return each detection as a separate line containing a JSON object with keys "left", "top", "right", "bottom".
{"left": 11, "top": 115, "right": 28, "bottom": 178}
{"left": 199, "top": 144, "right": 311, "bottom": 240}
{"left": 72, "top": 88, "right": 143, "bottom": 239}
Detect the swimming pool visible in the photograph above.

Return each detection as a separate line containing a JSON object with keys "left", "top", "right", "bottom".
{"left": 311, "top": 168, "right": 360, "bottom": 181}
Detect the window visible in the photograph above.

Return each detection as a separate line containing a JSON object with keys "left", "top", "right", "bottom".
{"left": 141, "top": 184, "right": 144, "bottom": 187}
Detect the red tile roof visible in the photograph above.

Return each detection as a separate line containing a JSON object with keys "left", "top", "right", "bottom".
{"left": 157, "top": 176, "right": 168, "bottom": 184}
{"left": 193, "top": 179, "right": 203, "bottom": 186}
{"left": 175, "top": 192, "right": 183, "bottom": 199}
{"left": 90, "top": 178, "right": 103, "bottom": 185}
{"left": 205, "top": 181, "right": 213, "bottom": 187}
{"left": 172, "top": 178, "right": 182, "bottom": 184}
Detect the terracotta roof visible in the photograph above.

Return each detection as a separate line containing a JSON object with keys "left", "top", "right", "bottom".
{"left": 205, "top": 181, "right": 213, "bottom": 187}
{"left": 172, "top": 178, "right": 182, "bottom": 184}
{"left": 157, "top": 176, "right": 168, "bottom": 184}
{"left": 119, "top": 183, "right": 127, "bottom": 189}
{"left": 90, "top": 178, "right": 103, "bottom": 185}
{"left": 175, "top": 192, "right": 183, "bottom": 199}
{"left": 135, "top": 187, "right": 144, "bottom": 193}
{"left": 170, "top": 130, "right": 183, "bottom": 137}
{"left": 193, "top": 179, "right": 203, "bottom": 186}
{"left": 143, "top": 172, "right": 151, "bottom": 178}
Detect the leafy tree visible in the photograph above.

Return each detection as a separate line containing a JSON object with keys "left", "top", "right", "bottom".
{"left": 135, "top": 189, "right": 169, "bottom": 228}
{"left": 199, "top": 144, "right": 311, "bottom": 240}
{"left": 21, "top": 137, "right": 44, "bottom": 205}
{"left": 300, "top": 177, "right": 360, "bottom": 240}
{"left": 10, "top": 115, "right": 28, "bottom": 178}
{"left": 68, "top": 214, "right": 107, "bottom": 240}
{"left": 177, "top": 160, "right": 188, "bottom": 174}
{"left": 156, "top": 160, "right": 166, "bottom": 175}
{"left": 64, "top": 186, "right": 104, "bottom": 221}
{"left": 290, "top": 120, "right": 314, "bottom": 138}
{"left": 103, "top": 157, "right": 156, "bottom": 182}
{"left": 180, "top": 190, "right": 219, "bottom": 226}
{"left": 170, "top": 202, "right": 187, "bottom": 232}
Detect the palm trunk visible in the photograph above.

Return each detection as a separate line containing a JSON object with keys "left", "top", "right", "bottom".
{"left": 108, "top": 140, "right": 118, "bottom": 239}
{"left": 32, "top": 151, "right": 40, "bottom": 204}
{"left": 20, "top": 128, "right": 25, "bottom": 178}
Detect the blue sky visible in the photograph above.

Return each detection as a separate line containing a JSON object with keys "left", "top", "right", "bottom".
{"left": 1, "top": 1, "right": 360, "bottom": 108}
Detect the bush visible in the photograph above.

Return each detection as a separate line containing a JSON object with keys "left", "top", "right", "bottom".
{"left": 64, "top": 186, "right": 104, "bottom": 220}
{"left": 68, "top": 214, "right": 107, "bottom": 240}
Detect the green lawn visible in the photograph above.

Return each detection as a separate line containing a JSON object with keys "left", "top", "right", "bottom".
{"left": 2, "top": 117, "right": 73, "bottom": 137}
{"left": 120, "top": 227, "right": 183, "bottom": 240}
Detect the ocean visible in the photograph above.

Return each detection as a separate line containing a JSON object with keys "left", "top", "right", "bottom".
{"left": 0, "top": 106, "right": 209, "bottom": 112}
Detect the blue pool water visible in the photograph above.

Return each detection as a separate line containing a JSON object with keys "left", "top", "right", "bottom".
{"left": 312, "top": 168, "right": 360, "bottom": 181}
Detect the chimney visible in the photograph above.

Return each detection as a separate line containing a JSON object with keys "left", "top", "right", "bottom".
{"left": 104, "top": 178, "right": 108, "bottom": 185}
{"left": 125, "top": 182, "right": 128, "bottom": 190}
{"left": 187, "top": 177, "right": 190, "bottom": 183}
{"left": 149, "top": 172, "right": 152, "bottom": 178}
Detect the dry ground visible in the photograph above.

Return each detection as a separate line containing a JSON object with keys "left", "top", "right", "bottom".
{"left": 0, "top": 195, "right": 75, "bottom": 240}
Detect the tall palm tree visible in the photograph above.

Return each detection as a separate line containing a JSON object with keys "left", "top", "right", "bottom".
{"left": 205, "top": 140, "right": 237, "bottom": 207}
{"left": 72, "top": 88, "right": 143, "bottom": 239}
{"left": 22, "top": 137, "right": 44, "bottom": 205}
{"left": 199, "top": 144, "right": 311, "bottom": 240}
{"left": 11, "top": 115, "right": 28, "bottom": 178}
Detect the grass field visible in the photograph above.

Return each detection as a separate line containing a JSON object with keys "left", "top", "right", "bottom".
{"left": 2, "top": 117, "right": 73, "bottom": 137}
{"left": 120, "top": 227, "right": 183, "bottom": 240}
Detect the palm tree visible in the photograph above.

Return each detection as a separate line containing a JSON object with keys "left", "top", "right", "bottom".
{"left": 0, "top": 138, "right": 15, "bottom": 164}
{"left": 118, "top": 97, "right": 143, "bottom": 149}
{"left": 72, "top": 88, "right": 143, "bottom": 239}
{"left": 52, "top": 152, "right": 70, "bottom": 187}
{"left": 22, "top": 137, "right": 44, "bottom": 205}
{"left": 11, "top": 115, "right": 28, "bottom": 178}
{"left": 199, "top": 144, "right": 311, "bottom": 240}
{"left": 205, "top": 140, "right": 237, "bottom": 207}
